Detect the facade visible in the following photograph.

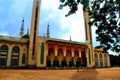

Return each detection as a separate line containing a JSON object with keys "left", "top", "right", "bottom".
{"left": 0, "top": 0, "right": 110, "bottom": 68}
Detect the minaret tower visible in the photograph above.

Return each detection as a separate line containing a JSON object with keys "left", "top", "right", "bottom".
{"left": 46, "top": 23, "right": 50, "bottom": 38}
{"left": 81, "top": 0, "right": 94, "bottom": 67}
{"left": 20, "top": 18, "right": 24, "bottom": 38}
{"left": 28, "top": 0, "right": 41, "bottom": 68}
{"left": 83, "top": 7, "right": 94, "bottom": 67}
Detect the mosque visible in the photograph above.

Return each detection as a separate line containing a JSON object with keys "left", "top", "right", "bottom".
{"left": 0, "top": 0, "right": 110, "bottom": 68}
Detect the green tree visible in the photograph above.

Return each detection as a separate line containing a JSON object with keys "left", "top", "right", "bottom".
{"left": 59, "top": 0, "right": 120, "bottom": 52}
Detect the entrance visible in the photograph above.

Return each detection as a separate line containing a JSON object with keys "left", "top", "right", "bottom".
{"left": 81, "top": 51, "right": 87, "bottom": 67}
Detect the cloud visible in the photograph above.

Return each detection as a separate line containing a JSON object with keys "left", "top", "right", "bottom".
{"left": 40, "top": 0, "right": 86, "bottom": 42}
{"left": 0, "top": 0, "right": 33, "bottom": 37}
{"left": 0, "top": 31, "right": 10, "bottom": 36}
{"left": 0, "top": 0, "right": 97, "bottom": 45}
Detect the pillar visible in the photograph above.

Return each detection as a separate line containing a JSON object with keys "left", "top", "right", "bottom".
{"left": 55, "top": 44, "right": 58, "bottom": 56}
{"left": 28, "top": 0, "right": 41, "bottom": 68}
{"left": 7, "top": 45, "right": 12, "bottom": 67}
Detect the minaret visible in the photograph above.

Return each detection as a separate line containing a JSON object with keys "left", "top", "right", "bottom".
{"left": 83, "top": 7, "right": 94, "bottom": 67}
{"left": 46, "top": 23, "right": 50, "bottom": 38}
{"left": 28, "top": 0, "right": 41, "bottom": 68}
{"left": 20, "top": 18, "right": 24, "bottom": 38}
{"left": 27, "top": 29, "right": 29, "bottom": 35}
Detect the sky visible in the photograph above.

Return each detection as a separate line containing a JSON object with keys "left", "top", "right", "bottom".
{"left": 0, "top": 0, "right": 116, "bottom": 54}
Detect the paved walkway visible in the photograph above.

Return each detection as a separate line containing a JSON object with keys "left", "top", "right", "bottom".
{"left": 0, "top": 67, "right": 120, "bottom": 80}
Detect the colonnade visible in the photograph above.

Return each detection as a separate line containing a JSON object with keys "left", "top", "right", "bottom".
{"left": 46, "top": 43, "right": 88, "bottom": 67}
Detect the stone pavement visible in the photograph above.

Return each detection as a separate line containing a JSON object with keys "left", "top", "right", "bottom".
{"left": 0, "top": 67, "right": 120, "bottom": 80}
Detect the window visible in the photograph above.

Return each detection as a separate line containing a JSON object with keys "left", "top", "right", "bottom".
{"left": 99, "top": 54, "right": 103, "bottom": 67}
{"left": 0, "top": 45, "right": 8, "bottom": 67}
{"left": 11, "top": 46, "right": 20, "bottom": 67}
{"left": 94, "top": 54, "right": 98, "bottom": 67}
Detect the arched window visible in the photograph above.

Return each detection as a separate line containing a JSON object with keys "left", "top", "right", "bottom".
{"left": 11, "top": 46, "right": 20, "bottom": 67}
{"left": 99, "top": 54, "right": 103, "bottom": 67}
{"left": 104, "top": 54, "right": 108, "bottom": 67}
{"left": 0, "top": 45, "right": 8, "bottom": 67}
{"left": 94, "top": 54, "right": 98, "bottom": 67}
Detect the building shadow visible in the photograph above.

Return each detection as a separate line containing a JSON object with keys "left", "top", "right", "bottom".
{"left": 70, "top": 68, "right": 98, "bottom": 80}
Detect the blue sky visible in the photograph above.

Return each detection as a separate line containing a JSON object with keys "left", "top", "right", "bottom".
{"left": 0, "top": 0, "right": 99, "bottom": 46}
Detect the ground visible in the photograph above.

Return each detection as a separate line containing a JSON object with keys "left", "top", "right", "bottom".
{"left": 0, "top": 67, "right": 120, "bottom": 80}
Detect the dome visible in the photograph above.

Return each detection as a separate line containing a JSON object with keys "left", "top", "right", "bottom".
{"left": 22, "top": 34, "right": 29, "bottom": 39}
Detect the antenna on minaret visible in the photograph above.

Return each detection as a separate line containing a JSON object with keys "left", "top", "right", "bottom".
{"left": 27, "top": 28, "right": 29, "bottom": 35}
{"left": 70, "top": 36, "right": 72, "bottom": 41}
{"left": 20, "top": 18, "right": 24, "bottom": 38}
{"left": 46, "top": 23, "right": 50, "bottom": 38}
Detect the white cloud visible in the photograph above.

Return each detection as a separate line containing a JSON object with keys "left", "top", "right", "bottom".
{"left": 41, "top": 0, "right": 60, "bottom": 11}
{"left": 0, "top": 0, "right": 96, "bottom": 45}
{"left": 0, "top": 31, "right": 10, "bottom": 36}
{"left": 40, "top": 0, "right": 87, "bottom": 42}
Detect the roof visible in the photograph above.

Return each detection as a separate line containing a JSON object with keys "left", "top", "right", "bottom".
{"left": 46, "top": 38, "right": 88, "bottom": 46}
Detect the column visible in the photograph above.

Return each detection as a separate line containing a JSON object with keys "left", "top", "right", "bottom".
{"left": 98, "top": 54, "right": 100, "bottom": 67}
{"left": 79, "top": 48, "right": 81, "bottom": 58}
{"left": 55, "top": 44, "right": 58, "bottom": 56}
{"left": 71, "top": 47, "right": 74, "bottom": 57}
{"left": 19, "top": 46, "right": 23, "bottom": 66}
{"left": 7, "top": 45, "right": 12, "bottom": 67}
{"left": 102, "top": 54, "right": 105, "bottom": 67}
{"left": 46, "top": 43, "right": 48, "bottom": 56}
{"left": 63, "top": 46, "right": 66, "bottom": 57}
{"left": 107, "top": 54, "right": 110, "bottom": 67}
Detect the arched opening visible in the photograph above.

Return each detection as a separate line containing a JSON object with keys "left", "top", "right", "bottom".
{"left": 11, "top": 46, "right": 20, "bottom": 67}
{"left": 81, "top": 51, "right": 87, "bottom": 67}
{"left": 74, "top": 50, "right": 80, "bottom": 67}
{"left": 0, "top": 45, "right": 8, "bottom": 67}
{"left": 58, "top": 48, "right": 64, "bottom": 67}
{"left": 66, "top": 49, "right": 73, "bottom": 67}
{"left": 99, "top": 54, "right": 103, "bottom": 67}
{"left": 47, "top": 47, "right": 55, "bottom": 67}
{"left": 94, "top": 53, "right": 98, "bottom": 67}
{"left": 104, "top": 54, "right": 108, "bottom": 67}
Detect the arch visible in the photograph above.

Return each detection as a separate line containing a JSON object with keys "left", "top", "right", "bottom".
{"left": 0, "top": 45, "right": 8, "bottom": 67}
{"left": 74, "top": 50, "right": 79, "bottom": 60}
{"left": 47, "top": 47, "right": 55, "bottom": 67}
{"left": 66, "top": 49, "right": 72, "bottom": 61}
{"left": 81, "top": 51, "right": 87, "bottom": 67}
{"left": 11, "top": 46, "right": 20, "bottom": 67}
{"left": 58, "top": 48, "right": 64, "bottom": 61}
{"left": 99, "top": 54, "right": 103, "bottom": 67}
{"left": 104, "top": 54, "right": 108, "bottom": 67}
{"left": 66, "top": 49, "right": 73, "bottom": 67}
{"left": 94, "top": 53, "right": 98, "bottom": 67}
{"left": 48, "top": 47, "right": 55, "bottom": 60}
{"left": 74, "top": 50, "right": 79, "bottom": 67}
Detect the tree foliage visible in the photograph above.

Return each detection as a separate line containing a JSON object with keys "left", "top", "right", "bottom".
{"left": 59, "top": 0, "right": 120, "bottom": 53}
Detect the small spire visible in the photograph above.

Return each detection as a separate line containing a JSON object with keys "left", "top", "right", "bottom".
{"left": 70, "top": 36, "right": 72, "bottom": 41}
{"left": 20, "top": 18, "right": 24, "bottom": 38}
{"left": 46, "top": 23, "right": 50, "bottom": 38}
{"left": 27, "top": 29, "right": 29, "bottom": 35}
